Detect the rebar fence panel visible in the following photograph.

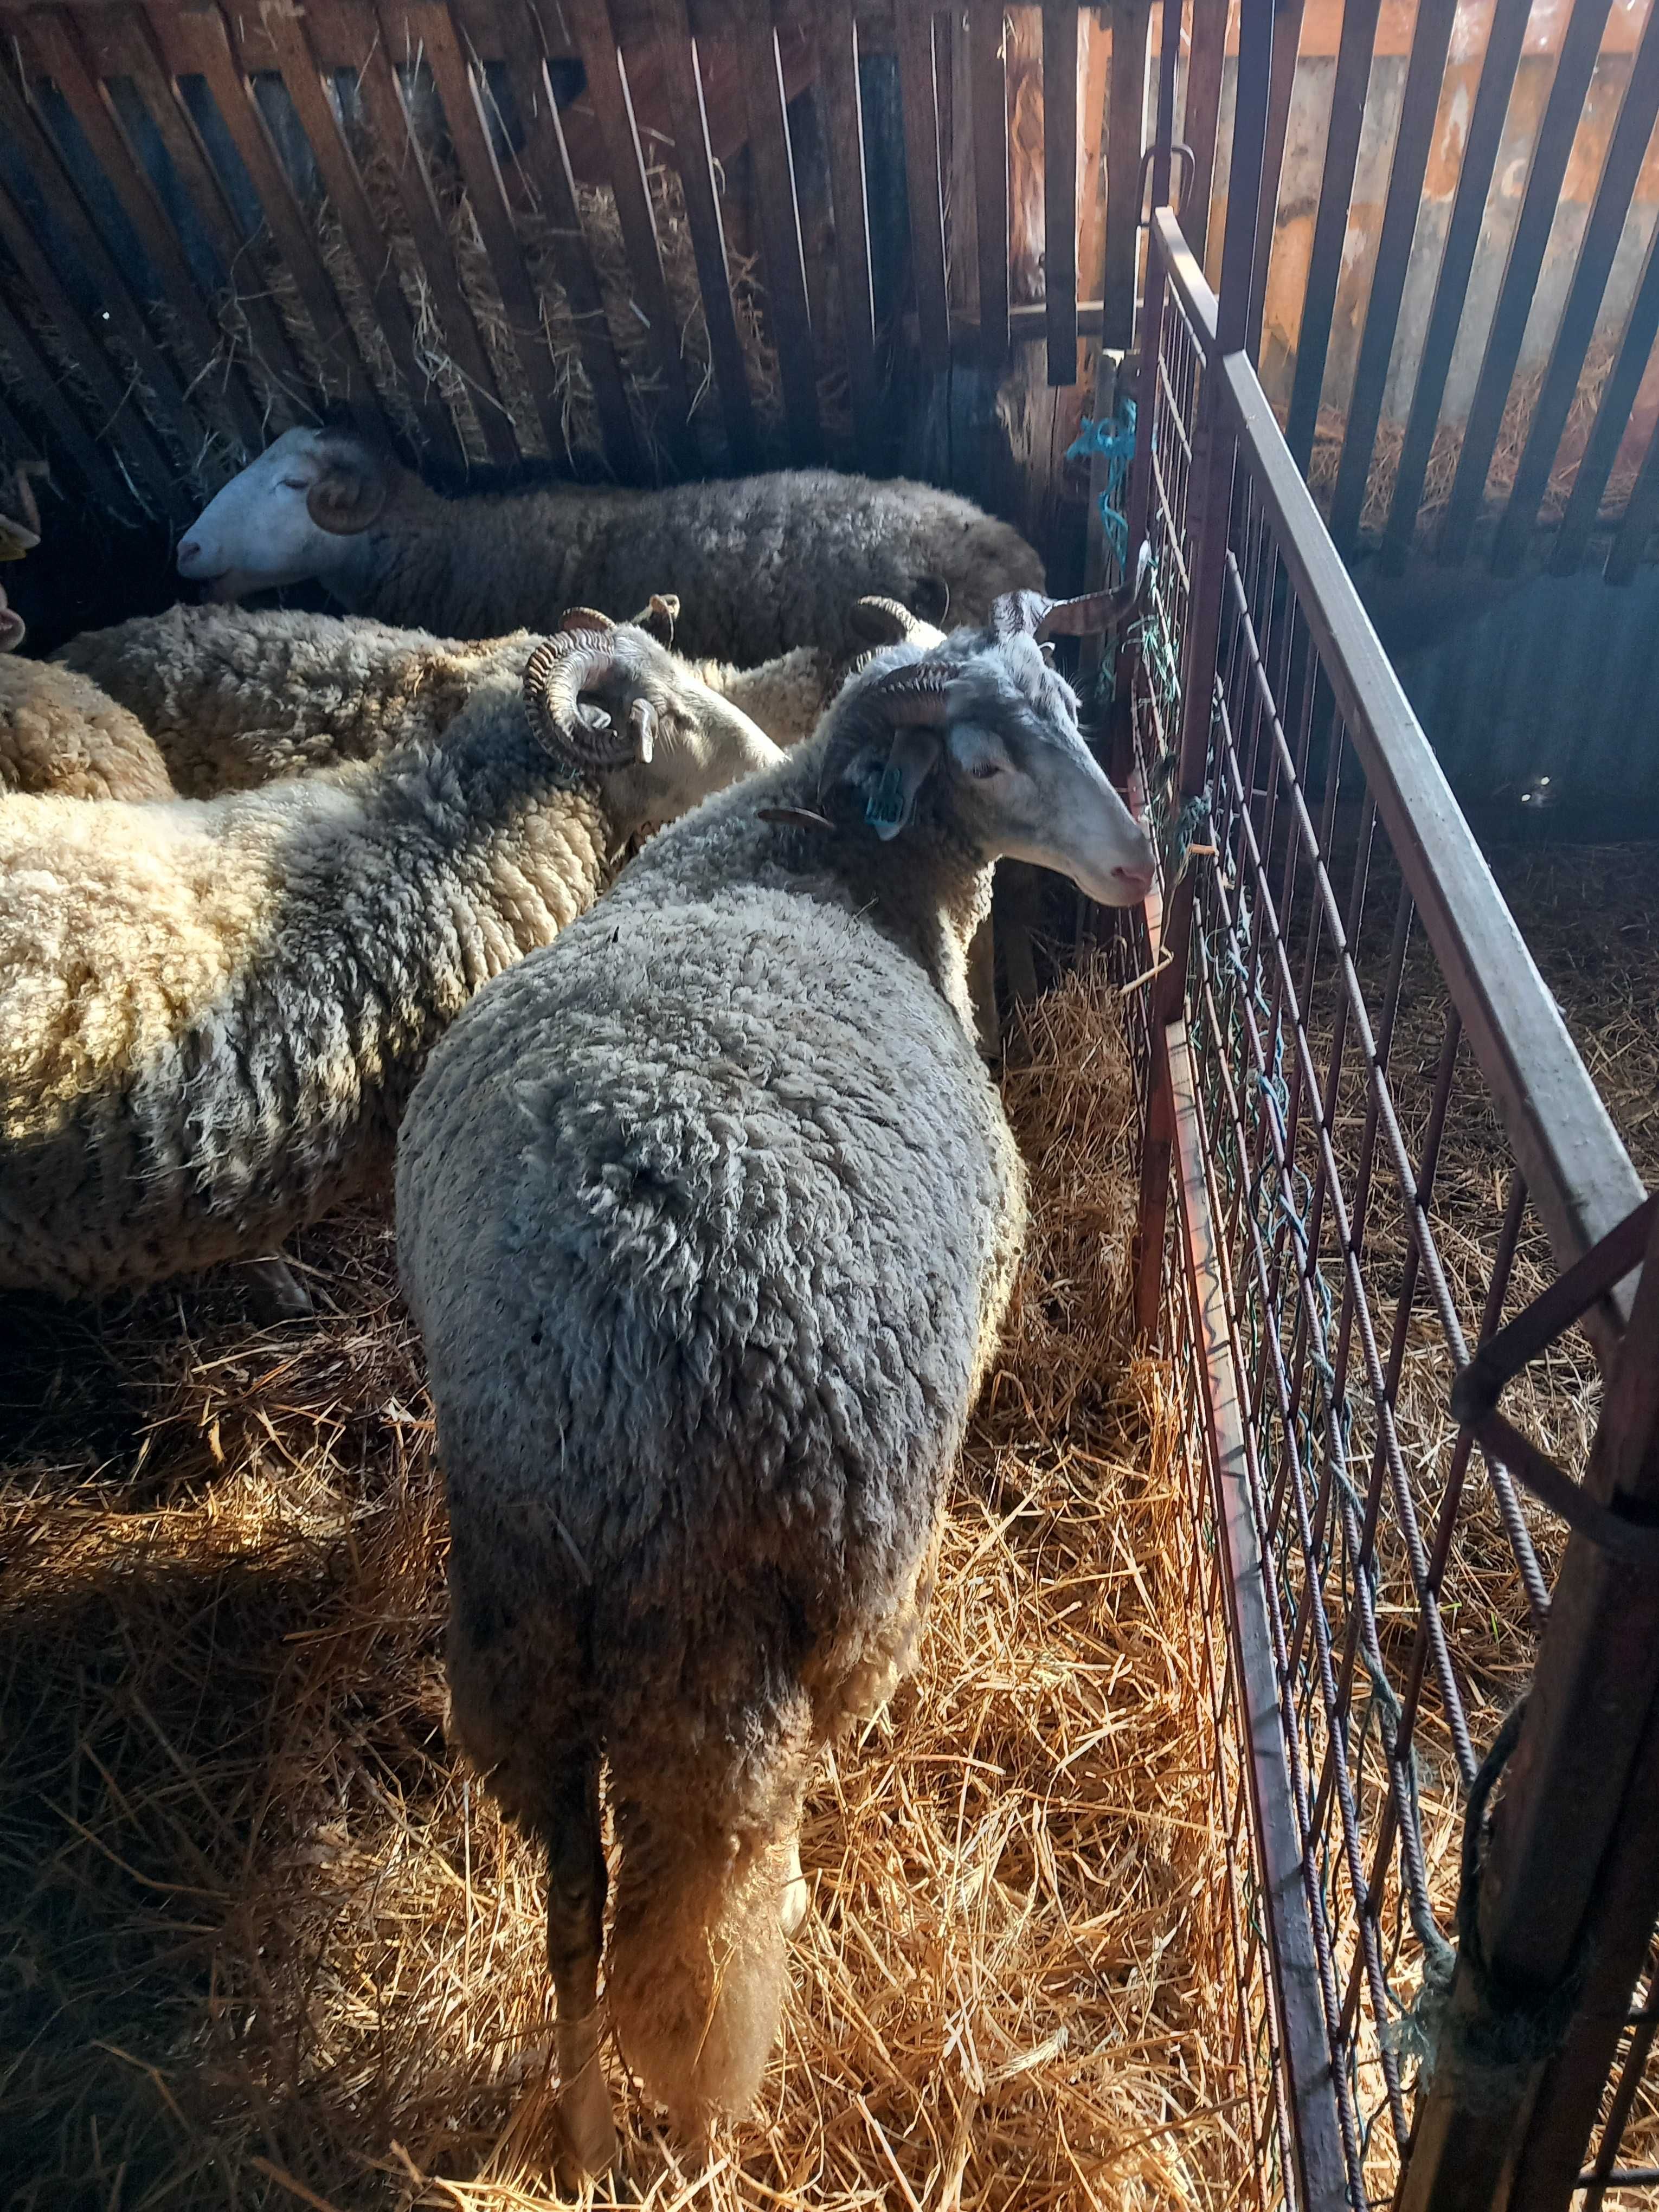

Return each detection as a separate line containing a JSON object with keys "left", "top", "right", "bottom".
{"left": 1119, "top": 172, "right": 1659, "bottom": 2212}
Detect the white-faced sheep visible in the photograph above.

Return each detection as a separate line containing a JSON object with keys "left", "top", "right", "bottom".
{"left": 394, "top": 582, "right": 1155, "bottom": 2172}
{"left": 0, "top": 615, "right": 780, "bottom": 1304}
{"left": 174, "top": 426, "right": 1045, "bottom": 660}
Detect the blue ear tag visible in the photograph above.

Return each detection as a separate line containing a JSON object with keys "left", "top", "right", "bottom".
{"left": 865, "top": 764, "right": 907, "bottom": 839}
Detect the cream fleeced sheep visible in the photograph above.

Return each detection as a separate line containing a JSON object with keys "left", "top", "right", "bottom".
{"left": 1, "top": 616, "right": 781, "bottom": 1302}
{"left": 0, "top": 650, "right": 175, "bottom": 801}
{"left": 394, "top": 577, "right": 1155, "bottom": 2172}
{"left": 175, "top": 427, "right": 1046, "bottom": 659}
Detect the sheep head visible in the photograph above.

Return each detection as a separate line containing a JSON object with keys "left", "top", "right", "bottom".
{"left": 176, "top": 426, "right": 398, "bottom": 599}
{"left": 522, "top": 609, "right": 781, "bottom": 816}
{"left": 826, "top": 575, "right": 1155, "bottom": 908}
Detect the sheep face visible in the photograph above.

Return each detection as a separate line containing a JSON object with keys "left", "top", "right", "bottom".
{"left": 838, "top": 634, "right": 1156, "bottom": 908}
{"left": 177, "top": 427, "right": 395, "bottom": 600}
{"left": 523, "top": 612, "right": 783, "bottom": 830}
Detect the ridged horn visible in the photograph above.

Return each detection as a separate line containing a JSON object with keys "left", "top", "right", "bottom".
{"left": 860, "top": 659, "right": 954, "bottom": 726}
{"left": 522, "top": 626, "right": 635, "bottom": 768}
{"left": 847, "top": 595, "right": 921, "bottom": 648}
{"left": 988, "top": 542, "right": 1153, "bottom": 644}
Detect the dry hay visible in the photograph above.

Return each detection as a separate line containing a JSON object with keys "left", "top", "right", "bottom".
{"left": 0, "top": 959, "right": 1253, "bottom": 2211}
{"left": 1306, "top": 335, "right": 1643, "bottom": 554}
{"left": 224, "top": 68, "right": 850, "bottom": 483}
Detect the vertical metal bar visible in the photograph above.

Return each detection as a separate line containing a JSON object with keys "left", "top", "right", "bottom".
{"left": 819, "top": 0, "right": 883, "bottom": 449}
{"left": 1492, "top": 0, "right": 1659, "bottom": 575}
{"left": 1397, "top": 1197, "right": 1659, "bottom": 2212}
{"left": 1284, "top": 0, "right": 1381, "bottom": 471}
{"left": 1180, "top": 0, "right": 1226, "bottom": 269}
{"left": 736, "top": 0, "right": 821, "bottom": 463}
{"left": 648, "top": 0, "right": 762, "bottom": 471}
{"left": 895, "top": 0, "right": 951, "bottom": 373}
{"left": 564, "top": 0, "right": 700, "bottom": 472}
{"left": 1551, "top": 213, "right": 1659, "bottom": 575}
{"left": 1101, "top": 0, "right": 1151, "bottom": 351}
{"left": 969, "top": 0, "right": 1009, "bottom": 366}
{"left": 1040, "top": 0, "right": 1077, "bottom": 385}
{"left": 1436, "top": 0, "right": 1617, "bottom": 567}
{"left": 1327, "top": 0, "right": 1460, "bottom": 555}
{"left": 1245, "top": 0, "right": 1306, "bottom": 368}
{"left": 1378, "top": 0, "right": 1531, "bottom": 570}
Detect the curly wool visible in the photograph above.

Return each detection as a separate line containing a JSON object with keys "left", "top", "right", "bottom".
{"left": 56, "top": 603, "right": 531, "bottom": 798}
{"left": 319, "top": 465, "right": 1045, "bottom": 658}
{"left": 0, "top": 654, "right": 173, "bottom": 800}
{"left": 395, "top": 664, "right": 1034, "bottom": 2136}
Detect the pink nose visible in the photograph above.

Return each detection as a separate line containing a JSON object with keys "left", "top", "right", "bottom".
{"left": 1113, "top": 861, "right": 1156, "bottom": 899}
{"left": 177, "top": 537, "right": 201, "bottom": 571}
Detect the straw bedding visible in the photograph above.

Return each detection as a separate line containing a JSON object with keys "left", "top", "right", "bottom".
{"left": 0, "top": 960, "right": 1251, "bottom": 2211}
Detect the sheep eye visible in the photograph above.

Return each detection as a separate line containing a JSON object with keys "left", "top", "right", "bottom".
{"left": 970, "top": 760, "right": 1001, "bottom": 781}
{"left": 281, "top": 478, "right": 309, "bottom": 491}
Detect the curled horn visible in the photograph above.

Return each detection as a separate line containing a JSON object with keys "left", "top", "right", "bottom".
{"left": 847, "top": 595, "right": 923, "bottom": 649}
{"left": 522, "top": 620, "right": 636, "bottom": 768}
{"left": 637, "top": 593, "right": 679, "bottom": 646}
{"left": 859, "top": 659, "right": 954, "bottom": 725}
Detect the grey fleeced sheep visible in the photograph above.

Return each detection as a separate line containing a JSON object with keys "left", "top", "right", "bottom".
{"left": 175, "top": 427, "right": 1045, "bottom": 659}
{"left": 394, "top": 580, "right": 1155, "bottom": 2170}
{"left": 1, "top": 615, "right": 780, "bottom": 1302}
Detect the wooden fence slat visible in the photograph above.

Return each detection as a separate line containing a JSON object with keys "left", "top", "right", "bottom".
{"left": 111, "top": 7, "right": 313, "bottom": 425}
{"left": 1075, "top": 7, "right": 1109, "bottom": 335}
{"left": 295, "top": 0, "right": 518, "bottom": 462}
{"left": 1551, "top": 225, "right": 1659, "bottom": 574}
{"left": 398, "top": 0, "right": 571, "bottom": 456}
{"left": 483, "top": 0, "right": 641, "bottom": 476}
{"left": 1435, "top": 0, "right": 1616, "bottom": 565}
{"left": 166, "top": 4, "right": 396, "bottom": 442}
{"left": 736, "top": 0, "right": 820, "bottom": 461}
{"left": 23, "top": 7, "right": 267, "bottom": 449}
{"left": 1040, "top": 0, "right": 1076, "bottom": 384}
{"left": 1180, "top": 0, "right": 1225, "bottom": 268}
{"left": 0, "top": 169, "right": 191, "bottom": 519}
{"left": 895, "top": 0, "right": 950, "bottom": 371}
{"left": 1603, "top": 402, "right": 1659, "bottom": 580}
{"left": 1101, "top": 0, "right": 1149, "bottom": 351}
{"left": 818, "top": 0, "right": 881, "bottom": 451}
{"left": 1326, "top": 0, "right": 1458, "bottom": 553}
{"left": 648, "top": 0, "right": 761, "bottom": 470}
{"left": 0, "top": 57, "right": 207, "bottom": 479}
{"left": 969, "top": 0, "right": 1008, "bottom": 366}
{"left": 563, "top": 0, "right": 698, "bottom": 473}
{"left": 0, "top": 382, "right": 40, "bottom": 466}
{"left": 1491, "top": 0, "right": 1659, "bottom": 575}
{"left": 1376, "top": 0, "right": 1528, "bottom": 567}
{"left": 0, "top": 287, "right": 138, "bottom": 512}
{"left": 1246, "top": 0, "right": 1306, "bottom": 363}
{"left": 1285, "top": 0, "right": 1379, "bottom": 466}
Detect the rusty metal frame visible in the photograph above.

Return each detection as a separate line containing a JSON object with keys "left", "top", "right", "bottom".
{"left": 1127, "top": 1, "right": 1659, "bottom": 2201}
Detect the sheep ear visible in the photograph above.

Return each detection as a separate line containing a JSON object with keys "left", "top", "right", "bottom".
{"left": 0, "top": 518, "right": 39, "bottom": 562}
{"left": 909, "top": 575, "right": 950, "bottom": 627}
{"left": 306, "top": 443, "right": 388, "bottom": 536}
{"left": 857, "top": 726, "right": 942, "bottom": 840}
{"left": 0, "top": 594, "right": 23, "bottom": 651}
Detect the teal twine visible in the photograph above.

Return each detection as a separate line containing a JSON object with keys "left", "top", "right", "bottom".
{"left": 1066, "top": 396, "right": 1137, "bottom": 572}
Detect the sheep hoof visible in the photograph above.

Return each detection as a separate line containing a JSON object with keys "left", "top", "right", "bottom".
{"left": 244, "top": 1255, "right": 313, "bottom": 1321}
{"left": 780, "top": 1834, "right": 809, "bottom": 1938}
{"left": 557, "top": 2063, "right": 618, "bottom": 2177}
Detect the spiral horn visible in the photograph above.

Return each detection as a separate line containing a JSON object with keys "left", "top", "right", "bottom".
{"left": 522, "top": 622, "right": 637, "bottom": 768}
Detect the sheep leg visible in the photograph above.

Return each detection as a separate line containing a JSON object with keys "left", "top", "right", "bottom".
{"left": 547, "top": 1753, "right": 616, "bottom": 2177}
{"left": 779, "top": 1829, "right": 808, "bottom": 1938}
{"left": 243, "top": 1253, "right": 313, "bottom": 1321}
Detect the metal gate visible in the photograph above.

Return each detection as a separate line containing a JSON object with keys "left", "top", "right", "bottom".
{"left": 1115, "top": 9, "right": 1659, "bottom": 2209}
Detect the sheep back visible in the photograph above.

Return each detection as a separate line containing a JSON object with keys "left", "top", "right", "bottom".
{"left": 56, "top": 604, "right": 526, "bottom": 797}
{"left": 0, "top": 655, "right": 173, "bottom": 801}
{"left": 397, "top": 870, "right": 1026, "bottom": 1772}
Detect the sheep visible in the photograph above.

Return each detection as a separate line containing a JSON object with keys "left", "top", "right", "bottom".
{"left": 2, "top": 604, "right": 175, "bottom": 802}
{"left": 393, "top": 576, "right": 1155, "bottom": 2172}
{"left": 54, "top": 595, "right": 940, "bottom": 800}
{"left": 0, "top": 614, "right": 781, "bottom": 1306}
{"left": 173, "top": 426, "right": 1045, "bottom": 660}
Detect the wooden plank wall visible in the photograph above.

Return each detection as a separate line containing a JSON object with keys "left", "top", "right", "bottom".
{"left": 3, "top": 0, "right": 1659, "bottom": 586}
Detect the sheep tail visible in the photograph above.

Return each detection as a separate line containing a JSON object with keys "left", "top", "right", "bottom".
{"left": 606, "top": 1737, "right": 808, "bottom": 2133}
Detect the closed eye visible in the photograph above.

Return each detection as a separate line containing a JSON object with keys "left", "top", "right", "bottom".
{"left": 281, "top": 477, "right": 310, "bottom": 491}
{"left": 970, "top": 760, "right": 1001, "bottom": 781}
